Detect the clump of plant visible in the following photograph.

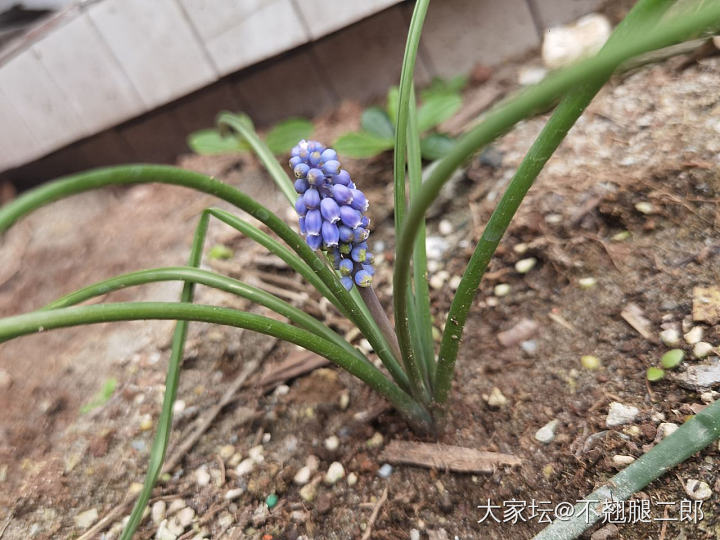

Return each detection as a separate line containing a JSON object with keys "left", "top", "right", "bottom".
{"left": 1, "top": 1, "right": 720, "bottom": 539}
{"left": 333, "top": 76, "right": 465, "bottom": 160}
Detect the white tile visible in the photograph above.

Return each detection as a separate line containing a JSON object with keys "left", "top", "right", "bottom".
{"left": 0, "top": 51, "right": 87, "bottom": 160}
{"left": 294, "top": 0, "right": 400, "bottom": 39}
{"left": 87, "top": 0, "right": 217, "bottom": 109}
{"left": 32, "top": 13, "right": 145, "bottom": 134}
{"left": 179, "top": 0, "right": 308, "bottom": 75}
{"left": 0, "top": 87, "right": 42, "bottom": 171}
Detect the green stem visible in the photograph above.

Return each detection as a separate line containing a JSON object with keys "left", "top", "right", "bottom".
{"left": 390, "top": 3, "right": 720, "bottom": 408}
{"left": 433, "top": 0, "right": 677, "bottom": 407}
{"left": 392, "top": 0, "right": 431, "bottom": 403}
{"left": 0, "top": 165, "right": 405, "bottom": 389}
{"left": 0, "top": 302, "right": 432, "bottom": 431}
{"left": 534, "top": 399, "right": 720, "bottom": 540}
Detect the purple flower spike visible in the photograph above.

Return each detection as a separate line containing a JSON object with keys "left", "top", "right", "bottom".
{"left": 354, "top": 269, "right": 373, "bottom": 287}
{"left": 305, "top": 209, "right": 322, "bottom": 236}
{"left": 365, "top": 252, "right": 375, "bottom": 264}
{"left": 339, "top": 258, "right": 353, "bottom": 276}
{"left": 321, "top": 160, "right": 341, "bottom": 176}
{"left": 340, "top": 276, "right": 354, "bottom": 290}
{"left": 332, "top": 170, "right": 352, "bottom": 186}
{"left": 294, "top": 178, "right": 309, "bottom": 193}
{"left": 306, "top": 234, "right": 322, "bottom": 251}
{"left": 339, "top": 206, "right": 362, "bottom": 229}
{"left": 298, "top": 216, "right": 306, "bottom": 235}
{"left": 353, "top": 227, "right": 369, "bottom": 242}
{"left": 307, "top": 140, "right": 324, "bottom": 152}
{"left": 361, "top": 263, "right": 375, "bottom": 276}
{"left": 339, "top": 243, "right": 351, "bottom": 255}
{"left": 321, "top": 148, "right": 337, "bottom": 162}
{"left": 308, "top": 151, "right": 322, "bottom": 167}
{"left": 307, "top": 168, "right": 325, "bottom": 186}
{"left": 303, "top": 187, "right": 321, "bottom": 209}
{"left": 289, "top": 156, "right": 302, "bottom": 169}
{"left": 320, "top": 197, "right": 340, "bottom": 223}
{"left": 360, "top": 216, "right": 370, "bottom": 228}
{"left": 294, "top": 196, "right": 307, "bottom": 217}
{"left": 321, "top": 221, "right": 340, "bottom": 247}
{"left": 331, "top": 184, "right": 353, "bottom": 205}
{"left": 351, "top": 245, "right": 367, "bottom": 263}
{"left": 294, "top": 163, "right": 310, "bottom": 179}
{"left": 338, "top": 225, "right": 354, "bottom": 243}
{"left": 349, "top": 189, "right": 369, "bottom": 212}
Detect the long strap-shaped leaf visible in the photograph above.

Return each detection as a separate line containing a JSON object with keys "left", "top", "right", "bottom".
{"left": 393, "top": 1, "right": 720, "bottom": 409}
{"left": 0, "top": 165, "right": 407, "bottom": 388}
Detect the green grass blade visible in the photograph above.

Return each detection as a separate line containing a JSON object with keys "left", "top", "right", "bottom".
{"left": 392, "top": 0, "right": 431, "bottom": 403}
{"left": 217, "top": 112, "right": 297, "bottom": 204}
{"left": 433, "top": 0, "right": 677, "bottom": 407}
{"left": 534, "top": 398, "right": 720, "bottom": 540}
{"left": 0, "top": 301, "right": 432, "bottom": 431}
{"left": 393, "top": 2, "right": 720, "bottom": 410}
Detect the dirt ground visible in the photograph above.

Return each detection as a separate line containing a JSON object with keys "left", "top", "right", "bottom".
{"left": 1, "top": 34, "right": 720, "bottom": 540}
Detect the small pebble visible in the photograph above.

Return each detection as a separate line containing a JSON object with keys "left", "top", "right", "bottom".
{"left": 494, "top": 283, "right": 511, "bottom": 297}
{"left": 684, "top": 479, "right": 712, "bottom": 500}
{"left": 700, "top": 390, "right": 718, "bottom": 403}
{"left": 347, "top": 472, "right": 358, "bottom": 486}
{"left": 176, "top": 507, "right": 195, "bottom": 528}
{"left": 581, "top": 355, "right": 601, "bottom": 370}
{"left": 324, "top": 462, "right": 345, "bottom": 485}
{"left": 195, "top": 467, "right": 211, "bottom": 487}
{"left": 366, "top": 432, "right": 384, "bottom": 449}
{"left": 155, "top": 520, "right": 179, "bottom": 540}
{"left": 535, "top": 419, "right": 559, "bottom": 444}
{"left": 219, "top": 445, "right": 235, "bottom": 460}
{"left": 634, "top": 201, "right": 654, "bottom": 214}
{"left": 429, "top": 271, "right": 448, "bottom": 290}
{"left": 606, "top": 402, "right": 639, "bottom": 427}
{"left": 291, "top": 510, "right": 307, "bottom": 523}
{"left": 485, "top": 387, "right": 508, "bottom": 408}
{"left": 248, "top": 445, "right": 264, "bottom": 463}
{"left": 410, "top": 529, "right": 422, "bottom": 540}
{"left": 224, "top": 488, "right": 244, "bottom": 500}
{"left": 655, "top": 422, "right": 678, "bottom": 442}
{"left": 448, "top": 275, "right": 461, "bottom": 290}
{"left": 693, "top": 341, "right": 714, "bottom": 359}
{"left": 377, "top": 463, "right": 393, "bottom": 478}
{"left": 167, "top": 499, "right": 186, "bottom": 515}
{"left": 172, "top": 400, "right": 185, "bottom": 414}
{"left": 74, "top": 508, "right": 98, "bottom": 529}
{"left": 438, "top": 219, "right": 453, "bottom": 235}
{"left": 425, "top": 236, "right": 448, "bottom": 261}
{"left": 299, "top": 481, "right": 318, "bottom": 502}
{"left": 578, "top": 277, "right": 597, "bottom": 289}
{"left": 339, "top": 391, "right": 350, "bottom": 410}
{"left": 513, "top": 243, "right": 528, "bottom": 254}
{"left": 612, "top": 455, "right": 635, "bottom": 467}
{"left": 274, "top": 384, "right": 290, "bottom": 396}
{"left": 611, "top": 230, "right": 630, "bottom": 242}
{"left": 545, "top": 213, "right": 563, "bottom": 224}
{"left": 0, "top": 369, "right": 12, "bottom": 390}
{"left": 520, "top": 340, "right": 537, "bottom": 354}
{"left": 235, "top": 458, "right": 255, "bottom": 476}
{"left": 324, "top": 435, "right": 340, "bottom": 451}
{"left": 262, "top": 432, "right": 271, "bottom": 443}
{"left": 515, "top": 257, "right": 537, "bottom": 274}
{"left": 660, "top": 328, "right": 681, "bottom": 347}
{"left": 139, "top": 414, "right": 153, "bottom": 431}
{"left": 151, "top": 501, "right": 166, "bottom": 525}
{"left": 684, "top": 326, "right": 703, "bottom": 345}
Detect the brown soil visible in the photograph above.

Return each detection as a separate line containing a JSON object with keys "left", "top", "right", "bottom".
{"left": 1, "top": 48, "right": 719, "bottom": 540}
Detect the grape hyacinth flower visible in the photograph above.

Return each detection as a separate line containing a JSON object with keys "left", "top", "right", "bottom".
{"left": 289, "top": 140, "right": 375, "bottom": 290}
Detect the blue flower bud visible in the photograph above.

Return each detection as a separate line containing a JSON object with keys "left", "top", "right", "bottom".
{"left": 340, "top": 206, "right": 362, "bottom": 229}
{"left": 356, "top": 241, "right": 368, "bottom": 250}
{"left": 331, "top": 184, "right": 353, "bottom": 205}
{"left": 308, "top": 151, "right": 322, "bottom": 167}
{"left": 303, "top": 187, "right": 321, "bottom": 209}
{"left": 307, "top": 140, "right": 324, "bottom": 153}
{"left": 305, "top": 209, "right": 322, "bottom": 236}
{"left": 340, "top": 276, "right": 354, "bottom": 290}
{"left": 351, "top": 246, "right": 367, "bottom": 263}
{"left": 354, "top": 269, "right": 373, "bottom": 287}
{"left": 294, "top": 196, "right": 307, "bottom": 216}
{"left": 360, "top": 216, "right": 370, "bottom": 228}
{"left": 294, "top": 163, "right": 310, "bottom": 179}
{"left": 321, "top": 160, "right": 341, "bottom": 175}
{"left": 321, "top": 148, "right": 337, "bottom": 163}
{"left": 306, "top": 233, "right": 322, "bottom": 251}
{"left": 365, "top": 252, "right": 375, "bottom": 264}
{"left": 338, "top": 225, "right": 354, "bottom": 243}
{"left": 320, "top": 197, "right": 340, "bottom": 223}
{"left": 339, "top": 243, "right": 351, "bottom": 255}
{"left": 353, "top": 227, "right": 369, "bottom": 242}
{"left": 307, "top": 168, "right": 325, "bottom": 186}
{"left": 332, "top": 170, "right": 352, "bottom": 186}
{"left": 294, "top": 178, "right": 309, "bottom": 193}
{"left": 289, "top": 155, "right": 303, "bottom": 169}
{"left": 321, "top": 221, "right": 339, "bottom": 247}
{"left": 339, "top": 258, "right": 353, "bottom": 276}
{"left": 349, "top": 189, "right": 368, "bottom": 212}
{"left": 298, "top": 216, "right": 306, "bottom": 235}
{"left": 361, "top": 263, "right": 375, "bottom": 276}
{"left": 290, "top": 145, "right": 301, "bottom": 158}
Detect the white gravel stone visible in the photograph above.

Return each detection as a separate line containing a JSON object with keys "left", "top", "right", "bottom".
{"left": 655, "top": 422, "right": 679, "bottom": 442}
{"left": 612, "top": 455, "right": 635, "bottom": 467}
{"left": 438, "top": 219, "right": 453, "bottom": 235}
{"left": 448, "top": 275, "right": 461, "bottom": 290}
{"left": 634, "top": 201, "right": 655, "bottom": 214}
{"left": 518, "top": 65, "right": 547, "bottom": 86}
{"left": 684, "top": 326, "right": 704, "bottom": 345}
{"left": 177, "top": 507, "right": 195, "bottom": 528}
{"left": 578, "top": 277, "right": 597, "bottom": 289}
{"left": 606, "top": 402, "right": 639, "bottom": 427}
{"left": 324, "top": 435, "right": 340, "bottom": 451}
{"left": 515, "top": 257, "right": 537, "bottom": 274}
{"left": 74, "top": 508, "right": 98, "bottom": 529}
{"left": 167, "top": 499, "right": 186, "bottom": 515}
{"left": 172, "top": 400, "right": 185, "bottom": 414}
{"left": 291, "top": 510, "right": 307, "bottom": 523}
{"left": 485, "top": 387, "right": 508, "bottom": 408}
{"left": 494, "top": 283, "right": 511, "bottom": 297}
{"left": 542, "top": 13, "right": 611, "bottom": 69}
{"left": 195, "top": 467, "right": 211, "bottom": 487}
{"left": 339, "top": 391, "right": 350, "bottom": 410}
{"left": 347, "top": 472, "right": 358, "bottom": 486}
{"left": 299, "top": 481, "right": 318, "bottom": 502}
{"left": 155, "top": 520, "right": 178, "bottom": 540}
{"left": 693, "top": 341, "right": 714, "bottom": 359}
{"left": 248, "top": 445, "right": 264, "bottom": 463}
{"left": 324, "top": 461, "right": 345, "bottom": 485}
{"left": 535, "top": 419, "right": 559, "bottom": 444}
{"left": 684, "top": 479, "right": 712, "bottom": 500}
{"left": 294, "top": 466, "right": 312, "bottom": 485}
{"left": 410, "top": 529, "right": 422, "bottom": 540}
{"left": 274, "top": 384, "right": 290, "bottom": 396}
{"left": 224, "top": 488, "right": 244, "bottom": 500}
{"left": 219, "top": 445, "right": 235, "bottom": 460}
{"left": 660, "top": 328, "right": 681, "bottom": 347}
{"left": 425, "top": 236, "right": 449, "bottom": 261}
{"left": 235, "top": 458, "right": 255, "bottom": 476}
{"left": 377, "top": 463, "right": 393, "bottom": 478}
{"left": 151, "top": 501, "right": 167, "bottom": 525}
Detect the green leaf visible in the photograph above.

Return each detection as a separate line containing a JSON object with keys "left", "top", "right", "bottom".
{"left": 661, "top": 349, "right": 685, "bottom": 369}
{"left": 386, "top": 86, "right": 400, "bottom": 126}
{"left": 417, "top": 94, "right": 462, "bottom": 133}
{"left": 361, "top": 107, "right": 395, "bottom": 139}
{"left": 420, "top": 133, "right": 457, "bottom": 160}
{"left": 187, "top": 129, "right": 249, "bottom": 155}
{"left": 334, "top": 132, "right": 394, "bottom": 158}
{"left": 265, "top": 117, "right": 314, "bottom": 154}
{"left": 80, "top": 378, "right": 117, "bottom": 414}
{"left": 646, "top": 367, "right": 665, "bottom": 382}
{"left": 421, "top": 75, "right": 468, "bottom": 101}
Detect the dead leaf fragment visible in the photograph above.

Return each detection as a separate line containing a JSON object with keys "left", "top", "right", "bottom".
{"left": 693, "top": 286, "right": 720, "bottom": 325}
